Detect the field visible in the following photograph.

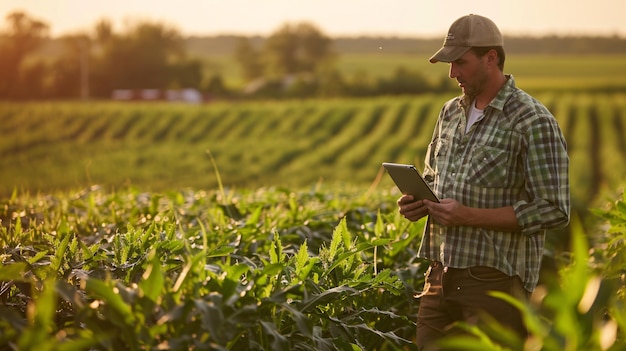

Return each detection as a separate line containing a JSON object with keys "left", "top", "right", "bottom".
{"left": 336, "top": 53, "right": 626, "bottom": 92}
{"left": 2, "top": 91, "right": 626, "bottom": 215}
{"left": 2, "top": 53, "right": 626, "bottom": 350}
{"left": 208, "top": 53, "right": 626, "bottom": 92}
{"left": 2, "top": 182, "right": 624, "bottom": 350}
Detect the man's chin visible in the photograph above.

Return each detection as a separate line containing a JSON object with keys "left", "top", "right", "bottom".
{"left": 462, "top": 92, "right": 476, "bottom": 101}
{"left": 460, "top": 86, "right": 473, "bottom": 96}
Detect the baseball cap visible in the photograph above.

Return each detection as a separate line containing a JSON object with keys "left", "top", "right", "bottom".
{"left": 429, "top": 14, "right": 503, "bottom": 63}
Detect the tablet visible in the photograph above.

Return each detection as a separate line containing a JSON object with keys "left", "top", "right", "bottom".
{"left": 382, "top": 162, "right": 439, "bottom": 202}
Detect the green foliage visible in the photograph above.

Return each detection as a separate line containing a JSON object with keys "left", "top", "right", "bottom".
{"left": 437, "top": 190, "right": 626, "bottom": 351}
{"left": 0, "top": 11, "right": 49, "bottom": 99}
{"left": 0, "top": 187, "right": 425, "bottom": 350}
{"left": 592, "top": 188, "right": 626, "bottom": 297}
{"left": 259, "top": 22, "right": 333, "bottom": 79}
{"left": 91, "top": 20, "right": 196, "bottom": 95}
{"left": 2, "top": 181, "right": 626, "bottom": 350}
{"left": 8, "top": 9, "right": 626, "bottom": 100}
{"left": 0, "top": 12, "right": 203, "bottom": 100}
{"left": 2, "top": 92, "right": 626, "bottom": 221}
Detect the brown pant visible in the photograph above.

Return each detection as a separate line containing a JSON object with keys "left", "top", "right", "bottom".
{"left": 416, "top": 262, "right": 530, "bottom": 351}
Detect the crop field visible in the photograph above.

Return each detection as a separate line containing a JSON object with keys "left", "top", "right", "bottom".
{"left": 0, "top": 177, "right": 623, "bottom": 350}
{"left": 335, "top": 54, "right": 626, "bottom": 92}
{"left": 3, "top": 54, "right": 626, "bottom": 348}
{"left": 207, "top": 53, "right": 626, "bottom": 92}
{"left": 2, "top": 92, "right": 626, "bottom": 214}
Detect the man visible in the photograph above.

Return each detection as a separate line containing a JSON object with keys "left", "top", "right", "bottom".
{"left": 397, "top": 14, "right": 570, "bottom": 350}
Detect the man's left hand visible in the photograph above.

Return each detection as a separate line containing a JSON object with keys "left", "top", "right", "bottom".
{"left": 423, "top": 198, "right": 466, "bottom": 226}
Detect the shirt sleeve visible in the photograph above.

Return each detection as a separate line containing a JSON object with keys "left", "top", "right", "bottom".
{"left": 513, "top": 114, "right": 570, "bottom": 235}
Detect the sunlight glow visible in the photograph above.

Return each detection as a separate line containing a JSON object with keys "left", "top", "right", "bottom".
{"left": 1, "top": 0, "right": 624, "bottom": 37}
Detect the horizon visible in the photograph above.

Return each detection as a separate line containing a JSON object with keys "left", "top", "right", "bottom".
{"left": 1, "top": 0, "right": 625, "bottom": 39}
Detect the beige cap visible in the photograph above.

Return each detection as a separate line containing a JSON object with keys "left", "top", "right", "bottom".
{"left": 429, "top": 14, "right": 503, "bottom": 63}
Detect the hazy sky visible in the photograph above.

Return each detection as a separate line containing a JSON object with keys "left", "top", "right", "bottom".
{"left": 1, "top": 0, "right": 625, "bottom": 38}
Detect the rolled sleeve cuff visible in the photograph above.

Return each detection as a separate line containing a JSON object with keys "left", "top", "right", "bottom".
{"left": 513, "top": 200, "right": 542, "bottom": 235}
{"left": 513, "top": 199, "right": 569, "bottom": 235}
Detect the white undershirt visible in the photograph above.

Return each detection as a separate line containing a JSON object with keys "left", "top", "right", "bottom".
{"left": 466, "top": 99, "right": 484, "bottom": 133}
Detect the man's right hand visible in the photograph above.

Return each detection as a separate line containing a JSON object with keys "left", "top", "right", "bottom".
{"left": 397, "top": 194, "right": 429, "bottom": 222}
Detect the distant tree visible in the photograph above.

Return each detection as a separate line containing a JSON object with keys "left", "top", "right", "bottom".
{"left": 375, "top": 66, "right": 430, "bottom": 95}
{"left": 49, "top": 56, "right": 80, "bottom": 98}
{"left": 171, "top": 59, "right": 203, "bottom": 89}
{"left": 18, "top": 61, "right": 47, "bottom": 99}
{"left": 204, "top": 74, "right": 229, "bottom": 98}
{"left": 294, "top": 23, "right": 335, "bottom": 72}
{"left": 94, "top": 19, "right": 114, "bottom": 44}
{"left": 0, "top": 11, "right": 49, "bottom": 99}
{"left": 90, "top": 21, "right": 199, "bottom": 97}
{"left": 233, "top": 37, "right": 263, "bottom": 81}
{"left": 49, "top": 33, "right": 91, "bottom": 99}
{"left": 238, "top": 22, "right": 336, "bottom": 98}
{"left": 263, "top": 25, "right": 298, "bottom": 78}
{"left": 262, "top": 22, "right": 334, "bottom": 79}
{"left": 346, "top": 70, "right": 376, "bottom": 97}
{"left": 316, "top": 69, "right": 347, "bottom": 98}
{"left": 115, "top": 22, "right": 178, "bottom": 88}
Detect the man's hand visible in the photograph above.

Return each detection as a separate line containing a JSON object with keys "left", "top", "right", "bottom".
{"left": 398, "top": 196, "right": 521, "bottom": 231}
{"left": 423, "top": 198, "right": 464, "bottom": 226}
{"left": 397, "top": 196, "right": 463, "bottom": 224}
{"left": 397, "top": 195, "right": 429, "bottom": 222}
{"left": 424, "top": 199, "right": 522, "bottom": 231}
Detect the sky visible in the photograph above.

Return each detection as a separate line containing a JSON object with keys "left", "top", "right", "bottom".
{"left": 1, "top": 0, "right": 625, "bottom": 38}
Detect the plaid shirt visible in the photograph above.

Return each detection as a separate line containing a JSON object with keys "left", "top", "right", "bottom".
{"left": 419, "top": 75, "right": 570, "bottom": 292}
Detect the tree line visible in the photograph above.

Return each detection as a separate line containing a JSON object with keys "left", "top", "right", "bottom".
{"left": 188, "top": 34, "right": 626, "bottom": 56}
{"left": 0, "top": 12, "right": 204, "bottom": 100}
{"left": 1, "top": 10, "right": 625, "bottom": 101}
{"left": 0, "top": 11, "right": 443, "bottom": 101}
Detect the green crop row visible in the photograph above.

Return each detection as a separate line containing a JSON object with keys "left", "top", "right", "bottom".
{"left": 1, "top": 183, "right": 625, "bottom": 350}
{"left": 0, "top": 186, "right": 425, "bottom": 350}
{"left": 3, "top": 93, "right": 626, "bottom": 214}
{"left": 1, "top": 93, "right": 626, "bottom": 349}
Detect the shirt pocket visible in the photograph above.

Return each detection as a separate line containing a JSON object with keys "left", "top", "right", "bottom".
{"left": 466, "top": 145, "right": 510, "bottom": 187}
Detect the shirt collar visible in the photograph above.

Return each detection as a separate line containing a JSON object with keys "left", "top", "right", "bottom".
{"left": 490, "top": 75, "right": 516, "bottom": 111}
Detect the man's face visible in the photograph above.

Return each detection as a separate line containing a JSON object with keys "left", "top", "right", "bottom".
{"left": 448, "top": 50, "right": 489, "bottom": 98}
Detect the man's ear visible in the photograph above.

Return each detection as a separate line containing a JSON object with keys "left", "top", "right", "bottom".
{"left": 487, "top": 49, "right": 499, "bottom": 67}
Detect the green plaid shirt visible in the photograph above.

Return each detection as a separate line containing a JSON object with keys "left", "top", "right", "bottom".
{"left": 419, "top": 75, "right": 570, "bottom": 292}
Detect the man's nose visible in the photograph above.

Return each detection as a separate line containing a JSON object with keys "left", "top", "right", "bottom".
{"left": 448, "top": 63, "right": 459, "bottom": 79}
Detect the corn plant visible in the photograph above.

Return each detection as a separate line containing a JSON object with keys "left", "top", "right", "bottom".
{"left": 0, "top": 186, "right": 424, "bottom": 350}
{"left": 437, "top": 189, "right": 626, "bottom": 351}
